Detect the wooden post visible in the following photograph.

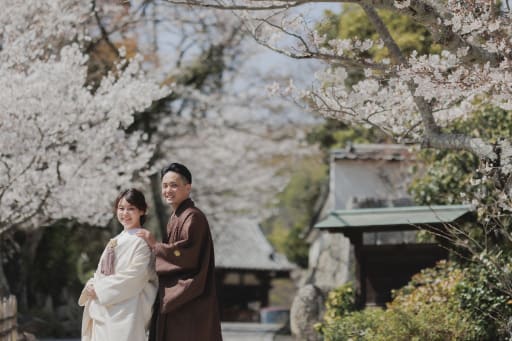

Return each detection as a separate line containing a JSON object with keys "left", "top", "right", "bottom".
{"left": 0, "top": 295, "right": 17, "bottom": 341}
{"left": 348, "top": 232, "right": 365, "bottom": 309}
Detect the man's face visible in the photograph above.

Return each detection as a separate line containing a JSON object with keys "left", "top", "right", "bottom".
{"left": 161, "top": 171, "right": 191, "bottom": 210}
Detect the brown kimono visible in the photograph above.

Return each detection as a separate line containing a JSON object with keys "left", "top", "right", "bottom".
{"left": 152, "top": 198, "right": 222, "bottom": 341}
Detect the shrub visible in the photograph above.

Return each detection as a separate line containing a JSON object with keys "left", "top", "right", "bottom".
{"left": 457, "top": 252, "right": 512, "bottom": 339}
{"left": 317, "top": 261, "right": 486, "bottom": 341}
{"left": 315, "top": 282, "right": 356, "bottom": 336}
{"left": 319, "top": 307, "right": 386, "bottom": 341}
{"left": 324, "top": 282, "right": 356, "bottom": 320}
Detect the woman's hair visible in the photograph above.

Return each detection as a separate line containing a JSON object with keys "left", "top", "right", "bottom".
{"left": 114, "top": 188, "right": 148, "bottom": 225}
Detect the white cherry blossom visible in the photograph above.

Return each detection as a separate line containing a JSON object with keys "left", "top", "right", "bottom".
{"left": 0, "top": 0, "right": 167, "bottom": 234}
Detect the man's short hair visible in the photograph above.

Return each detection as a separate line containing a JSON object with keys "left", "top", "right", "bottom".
{"left": 160, "top": 162, "right": 192, "bottom": 184}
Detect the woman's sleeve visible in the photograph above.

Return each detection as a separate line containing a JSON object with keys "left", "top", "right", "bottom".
{"left": 93, "top": 239, "right": 151, "bottom": 306}
{"left": 78, "top": 278, "right": 94, "bottom": 306}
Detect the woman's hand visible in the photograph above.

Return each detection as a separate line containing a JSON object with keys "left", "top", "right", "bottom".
{"left": 136, "top": 229, "right": 156, "bottom": 249}
{"left": 86, "top": 282, "right": 97, "bottom": 299}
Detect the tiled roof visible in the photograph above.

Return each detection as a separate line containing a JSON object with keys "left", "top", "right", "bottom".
{"left": 214, "top": 218, "right": 296, "bottom": 272}
{"left": 332, "top": 143, "right": 414, "bottom": 161}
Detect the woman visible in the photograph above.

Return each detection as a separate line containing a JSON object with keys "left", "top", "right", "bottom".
{"left": 79, "top": 188, "right": 158, "bottom": 341}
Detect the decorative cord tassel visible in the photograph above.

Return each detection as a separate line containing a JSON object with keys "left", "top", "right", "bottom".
{"left": 101, "top": 239, "right": 117, "bottom": 275}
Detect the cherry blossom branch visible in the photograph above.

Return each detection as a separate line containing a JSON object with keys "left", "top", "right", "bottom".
{"left": 165, "top": 0, "right": 505, "bottom": 64}
{"left": 0, "top": 188, "right": 51, "bottom": 236}
{"left": 163, "top": 0, "right": 338, "bottom": 11}
{"left": 252, "top": 16, "right": 387, "bottom": 70}
{"left": 362, "top": 3, "right": 498, "bottom": 161}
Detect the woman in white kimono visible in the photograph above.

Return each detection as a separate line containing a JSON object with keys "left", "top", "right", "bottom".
{"left": 79, "top": 188, "right": 158, "bottom": 341}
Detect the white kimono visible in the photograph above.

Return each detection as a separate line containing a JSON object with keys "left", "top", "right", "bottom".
{"left": 78, "top": 228, "right": 158, "bottom": 341}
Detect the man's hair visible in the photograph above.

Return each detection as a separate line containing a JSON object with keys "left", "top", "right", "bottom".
{"left": 160, "top": 162, "right": 192, "bottom": 184}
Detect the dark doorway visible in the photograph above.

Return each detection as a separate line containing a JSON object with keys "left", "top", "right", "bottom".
{"left": 361, "top": 243, "right": 448, "bottom": 307}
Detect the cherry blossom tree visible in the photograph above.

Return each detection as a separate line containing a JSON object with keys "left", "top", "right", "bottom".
{"left": 0, "top": 0, "right": 172, "bottom": 295}
{"left": 0, "top": 0, "right": 166, "bottom": 236}
{"left": 0, "top": 0, "right": 315, "bottom": 246}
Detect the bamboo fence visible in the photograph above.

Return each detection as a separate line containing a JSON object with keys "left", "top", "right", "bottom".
{"left": 0, "top": 295, "right": 17, "bottom": 341}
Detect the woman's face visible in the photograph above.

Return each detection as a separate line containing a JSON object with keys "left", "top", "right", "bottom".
{"left": 116, "top": 197, "right": 145, "bottom": 230}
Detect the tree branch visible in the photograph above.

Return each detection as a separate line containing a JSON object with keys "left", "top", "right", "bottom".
{"left": 250, "top": 15, "right": 387, "bottom": 70}
{"left": 163, "top": 0, "right": 347, "bottom": 11}
{"left": 361, "top": 3, "right": 498, "bottom": 161}
{"left": 166, "top": 0, "right": 503, "bottom": 65}
{"left": 89, "top": 0, "right": 121, "bottom": 57}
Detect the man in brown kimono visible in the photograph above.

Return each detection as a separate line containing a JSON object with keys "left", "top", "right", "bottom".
{"left": 137, "top": 162, "right": 222, "bottom": 341}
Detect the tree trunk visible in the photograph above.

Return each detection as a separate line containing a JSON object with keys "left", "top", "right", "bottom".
{"left": 150, "top": 173, "right": 169, "bottom": 240}
{"left": 0, "top": 251, "right": 10, "bottom": 297}
{"left": 18, "top": 228, "right": 45, "bottom": 311}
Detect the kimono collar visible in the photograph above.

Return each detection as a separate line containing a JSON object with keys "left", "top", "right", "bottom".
{"left": 174, "top": 198, "right": 195, "bottom": 217}
{"left": 123, "top": 227, "right": 142, "bottom": 235}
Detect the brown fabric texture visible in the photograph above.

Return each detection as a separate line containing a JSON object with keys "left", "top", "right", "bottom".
{"left": 151, "top": 198, "right": 222, "bottom": 341}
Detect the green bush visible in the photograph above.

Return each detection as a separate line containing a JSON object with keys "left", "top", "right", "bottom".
{"left": 457, "top": 252, "right": 512, "bottom": 339}
{"left": 317, "top": 261, "right": 486, "bottom": 341}
{"left": 315, "top": 282, "right": 356, "bottom": 333}
{"left": 318, "top": 307, "right": 386, "bottom": 341}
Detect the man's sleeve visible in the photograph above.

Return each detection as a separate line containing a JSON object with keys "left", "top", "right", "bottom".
{"left": 153, "top": 212, "right": 207, "bottom": 274}
{"left": 153, "top": 212, "right": 212, "bottom": 313}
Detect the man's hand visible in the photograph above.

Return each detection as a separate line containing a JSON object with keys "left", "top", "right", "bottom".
{"left": 136, "top": 229, "right": 157, "bottom": 249}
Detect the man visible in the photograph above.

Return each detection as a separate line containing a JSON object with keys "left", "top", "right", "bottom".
{"left": 137, "top": 162, "right": 222, "bottom": 341}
